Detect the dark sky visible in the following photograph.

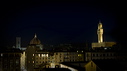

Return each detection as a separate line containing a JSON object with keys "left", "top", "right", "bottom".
{"left": 0, "top": 0, "right": 127, "bottom": 47}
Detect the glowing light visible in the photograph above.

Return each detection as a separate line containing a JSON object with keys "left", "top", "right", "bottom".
{"left": 21, "top": 52, "right": 26, "bottom": 70}
{"left": 1, "top": 53, "right": 3, "bottom": 56}
{"left": 41, "top": 54, "right": 48, "bottom": 57}
{"left": 34, "top": 33, "right": 37, "bottom": 38}
{"left": 78, "top": 54, "right": 82, "bottom": 56}
{"left": 42, "top": 54, "right": 44, "bottom": 57}
{"left": 104, "top": 48, "right": 107, "bottom": 50}
{"left": 38, "top": 54, "right": 40, "bottom": 57}
{"left": 51, "top": 63, "right": 55, "bottom": 68}
{"left": 97, "top": 21, "right": 103, "bottom": 43}
{"left": 46, "top": 54, "right": 48, "bottom": 57}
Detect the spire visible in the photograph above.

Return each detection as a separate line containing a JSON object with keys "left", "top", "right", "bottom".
{"left": 99, "top": 19, "right": 102, "bottom": 25}
{"left": 34, "top": 33, "right": 37, "bottom": 38}
{"left": 98, "top": 20, "right": 103, "bottom": 29}
{"left": 99, "top": 19, "right": 101, "bottom": 23}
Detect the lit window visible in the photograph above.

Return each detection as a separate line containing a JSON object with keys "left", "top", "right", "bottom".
{"left": 33, "top": 54, "right": 34, "bottom": 56}
{"left": 38, "top": 54, "right": 40, "bottom": 57}
{"left": 82, "top": 51, "right": 83, "bottom": 52}
{"left": 33, "top": 61, "right": 34, "bottom": 63}
{"left": 46, "top": 54, "right": 48, "bottom": 57}
{"left": 104, "top": 48, "right": 107, "bottom": 50}
{"left": 78, "top": 54, "right": 82, "bottom": 56}
{"left": 42, "top": 54, "right": 44, "bottom": 57}
{"left": 77, "top": 51, "right": 78, "bottom": 52}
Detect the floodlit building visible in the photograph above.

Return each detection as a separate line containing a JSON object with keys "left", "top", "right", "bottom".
{"left": 85, "top": 51, "right": 117, "bottom": 61}
{"left": 97, "top": 21, "right": 103, "bottom": 43}
{"left": 21, "top": 51, "right": 26, "bottom": 71}
{"left": 25, "top": 34, "right": 84, "bottom": 71}
{"left": 25, "top": 34, "right": 43, "bottom": 71}
{"left": 92, "top": 21, "right": 116, "bottom": 50}
{"left": 33, "top": 51, "right": 84, "bottom": 68}
{"left": 92, "top": 42, "right": 116, "bottom": 48}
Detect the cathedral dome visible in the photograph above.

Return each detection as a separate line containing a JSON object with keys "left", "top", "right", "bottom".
{"left": 30, "top": 34, "right": 41, "bottom": 45}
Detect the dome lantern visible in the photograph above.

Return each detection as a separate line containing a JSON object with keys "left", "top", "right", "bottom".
{"left": 30, "top": 34, "right": 41, "bottom": 45}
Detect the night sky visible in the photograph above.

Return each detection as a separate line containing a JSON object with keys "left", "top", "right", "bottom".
{"left": 0, "top": 1, "right": 127, "bottom": 47}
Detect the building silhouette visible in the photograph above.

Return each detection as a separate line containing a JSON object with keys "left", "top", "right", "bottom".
{"left": 0, "top": 48, "right": 23, "bottom": 71}
{"left": 0, "top": 21, "right": 127, "bottom": 71}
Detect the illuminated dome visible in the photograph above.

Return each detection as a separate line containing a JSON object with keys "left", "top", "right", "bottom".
{"left": 30, "top": 34, "right": 41, "bottom": 45}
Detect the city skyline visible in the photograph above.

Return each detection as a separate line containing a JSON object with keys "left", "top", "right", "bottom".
{"left": 0, "top": 1, "right": 126, "bottom": 47}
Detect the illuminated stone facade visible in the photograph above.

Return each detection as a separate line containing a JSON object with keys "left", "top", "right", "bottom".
{"left": 85, "top": 52, "right": 117, "bottom": 61}
{"left": 97, "top": 21, "right": 103, "bottom": 43}
{"left": 25, "top": 34, "right": 43, "bottom": 71}
{"left": 92, "top": 21, "right": 116, "bottom": 49}
{"left": 20, "top": 51, "right": 26, "bottom": 71}
{"left": 26, "top": 50, "right": 84, "bottom": 71}
{"left": 85, "top": 61, "right": 98, "bottom": 71}
{"left": 33, "top": 51, "right": 84, "bottom": 68}
{"left": 92, "top": 42, "right": 116, "bottom": 49}
{"left": 25, "top": 34, "right": 84, "bottom": 71}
